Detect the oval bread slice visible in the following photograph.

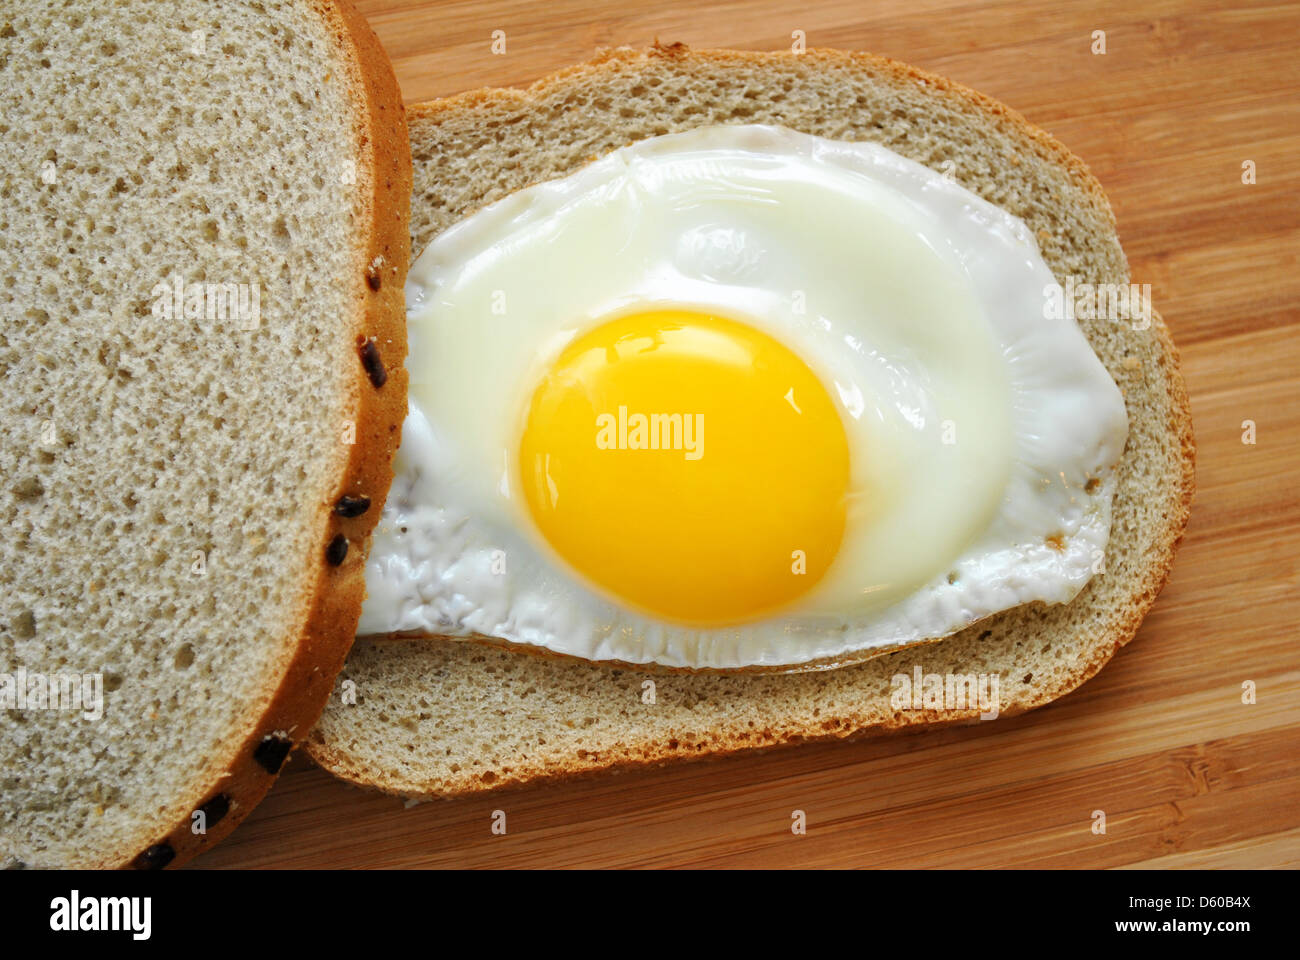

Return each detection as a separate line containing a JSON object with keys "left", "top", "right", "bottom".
{"left": 306, "top": 45, "right": 1194, "bottom": 798}
{"left": 0, "top": 0, "right": 410, "bottom": 867}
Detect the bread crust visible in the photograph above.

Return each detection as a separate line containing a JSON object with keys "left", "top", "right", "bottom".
{"left": 413, "top": 43, "right": 1124, "bottom": 242}
{"left": 308, "top": 45, "right": 1195, "bottom": 799}
{"left": 118, "top": 0, "right": 411, "bottom": 868}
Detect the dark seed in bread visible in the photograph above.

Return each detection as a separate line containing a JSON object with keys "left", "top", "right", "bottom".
{"left": 359, "top": 338, "right": 387, "bottom": 387}
{"left": 334, "top": 494, "right": 372, "bottom": 517}
{"left": 253, "top": 735, "right": 294, "bottom": 775}
{"left": 326, "top": 534, "right": 349, "bottom": 566}
{"left": 131, "top": 843, "right": 176, "bottom": 870}
{"left": 198, "top": 794, "right": 230, "bottom": 827}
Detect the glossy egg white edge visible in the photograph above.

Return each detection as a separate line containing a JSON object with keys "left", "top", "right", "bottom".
{"left": 359, "top": 124, "right": 1130, "bottom": 670}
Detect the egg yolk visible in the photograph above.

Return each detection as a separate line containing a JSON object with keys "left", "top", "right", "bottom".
{"left": 519, "top": 309, "right": 850, "bottom": 626}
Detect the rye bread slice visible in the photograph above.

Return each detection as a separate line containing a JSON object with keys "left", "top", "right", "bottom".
{"left": 306, "top": 45, "right": 1194, "bottom": 799}
{"left": 0, "top": 0, "right": 410, "bottom": 867}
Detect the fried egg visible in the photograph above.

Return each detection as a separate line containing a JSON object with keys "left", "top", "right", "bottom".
{"left": 359, "top": 124, "right": 1129, "bottom": 670}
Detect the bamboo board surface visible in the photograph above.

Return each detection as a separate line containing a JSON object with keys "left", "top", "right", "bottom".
{"left": 194, "top": 0, "right": 1300, "bottom": 869}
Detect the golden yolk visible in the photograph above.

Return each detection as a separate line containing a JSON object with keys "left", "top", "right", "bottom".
{"left": 519, "top": 309, "right": 850, "bottom": 626}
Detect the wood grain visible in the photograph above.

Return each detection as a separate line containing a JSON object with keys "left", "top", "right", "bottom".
{"left": 193, "top": 0, "right": 1300, "bottom": 869}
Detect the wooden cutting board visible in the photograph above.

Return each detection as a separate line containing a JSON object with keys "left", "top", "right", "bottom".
{"left": 193, "top": 0, "right": 1300, "bottom": 869}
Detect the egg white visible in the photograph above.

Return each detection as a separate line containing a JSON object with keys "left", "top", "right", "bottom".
{"left": 359, "top": 124, "right": 1129, "bottom": 670}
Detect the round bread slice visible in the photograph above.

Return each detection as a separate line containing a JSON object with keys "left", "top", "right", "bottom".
{"left": 306, "top": 45, "right": 1194, "bottom": 798}
{"left": 0, "top": 0, "right": 410, "bottom": 867}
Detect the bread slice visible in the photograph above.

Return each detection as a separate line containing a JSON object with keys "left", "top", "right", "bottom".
{"left": 305, "top": 45, "right": 1194, "bottom": 799}
{"left": 0, "top": 0, "right": 410, "bottom": 867}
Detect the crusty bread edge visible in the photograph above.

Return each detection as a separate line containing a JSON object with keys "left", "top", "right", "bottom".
{"left": 309, "top": 44, "right": 1195, "bottom": 799}
{"left": 117, "top": 0, "right": 411, "bottom": 869}
{"left": 411, "top": 43, "right": 1125, "bottom": 254}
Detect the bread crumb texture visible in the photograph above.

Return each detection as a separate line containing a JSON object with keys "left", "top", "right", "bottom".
{"left": 0, "top": 1, "right": 399, "bottom": 866}
{"left": 308, "top": 46, "right": 1194, "bottom": 799}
